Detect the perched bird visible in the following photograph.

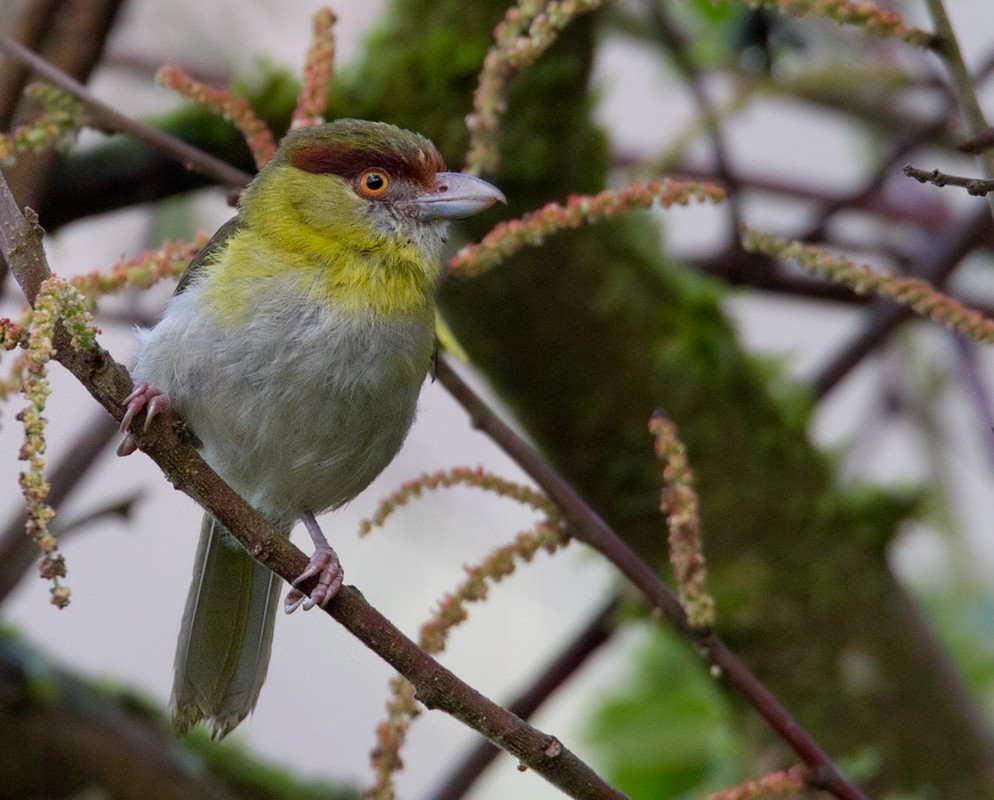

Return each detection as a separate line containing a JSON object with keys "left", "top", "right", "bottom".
{"left": 119, "top": 119, "right": 504, "bottom": 738}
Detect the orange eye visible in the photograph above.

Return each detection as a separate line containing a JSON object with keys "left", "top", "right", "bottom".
{"left": 359, "top": 168, "right": 390, "bottom": 196}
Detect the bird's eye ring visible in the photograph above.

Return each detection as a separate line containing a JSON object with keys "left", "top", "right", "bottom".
{"left": 359, "top": 168, "right": 390, "bottom": 197}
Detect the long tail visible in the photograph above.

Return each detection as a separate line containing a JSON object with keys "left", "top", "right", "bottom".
{"left": 171, "top": 513, "right": 284, "bottom": 739}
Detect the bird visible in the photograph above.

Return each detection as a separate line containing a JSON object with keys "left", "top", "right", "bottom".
{"left": 118, "top": 119, "right": 505, "bottom": 739}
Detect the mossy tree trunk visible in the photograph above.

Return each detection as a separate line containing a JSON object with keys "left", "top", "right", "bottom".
{"left": 340, "top": 2, "right": 994, "bottom": 796}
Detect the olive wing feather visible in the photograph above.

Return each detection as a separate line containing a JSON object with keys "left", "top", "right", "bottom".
{"left": 175, "top": 215, "right": 244, "bottom": 295}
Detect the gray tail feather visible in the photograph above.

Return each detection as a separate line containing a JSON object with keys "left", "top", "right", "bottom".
{"left": 171, "top": 513, "right": 284, "bottom": 739}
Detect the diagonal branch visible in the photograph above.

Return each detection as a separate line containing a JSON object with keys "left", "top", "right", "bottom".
{"left": 0, "top": 169, "right": 624, "bottom": 800}
{"left": 429, "top": 593, "right": 621, "bottom": 800}
{"left": 809, "top": 205, "right": 992, "bottom": 398}
{"left": 0, "top": 35, "right": 252, "bottom": 188}
{"left": 434, "top": 357, "right": 868, "bottom": 800}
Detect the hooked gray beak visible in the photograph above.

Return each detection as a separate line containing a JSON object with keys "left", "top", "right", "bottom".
{"left": 413, "top": 172, "right": 506, "bottom": 221}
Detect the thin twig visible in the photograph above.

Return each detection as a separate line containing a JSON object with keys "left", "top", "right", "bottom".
{"left": 957, "top": 126, "right": 994, "bottom": 155}
{"left": 904, "top": 163, "right": 994, "bottom": 196}
{"left": 792, "top": 46, "right": 994, "bottom": 245}
{"left": 660, "top": 155, "right": 951, "bottom": 229}
{"left": 809, "top": 206, "right": 992, "bottom": 398}
{"left": 0, "top": 36, "right": 252, "bottom": 188}
{"left": 924, "top": 0, "right": 994, "bottom": 218}
{"left": 951, "top": 335, "right": 994, "bottom": 470}
{"left": 434, "top": 356, "right": 869, "bottom": 800}
{"left": 798, "top": 115, "right": 950, "bottom": 244}
{"left": 642, "top": 0, "right": 742, "bottom": 244}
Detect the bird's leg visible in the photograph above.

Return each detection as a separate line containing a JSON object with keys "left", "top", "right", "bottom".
{"left": 116, "top": 382, "right": 172, "bottom": 456}
{"left": 284, "top": 511, "right": 343, "bottom": 613}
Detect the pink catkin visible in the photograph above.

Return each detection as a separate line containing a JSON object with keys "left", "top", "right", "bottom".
{"left": 292, "top": 6, "right": 337, "bottom": 129}
{"left": 157, "top": 65, "right": 276, "bottom": 168}
{"left": 702, "top": 767, "right": 806, "bottom": 800}
{"left": 449, "top": 178, "right": 725, "bottom": 276}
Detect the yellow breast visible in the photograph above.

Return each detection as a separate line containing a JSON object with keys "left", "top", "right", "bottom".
{"left": 200, "top": 225, "right": 437, "bottom": 326}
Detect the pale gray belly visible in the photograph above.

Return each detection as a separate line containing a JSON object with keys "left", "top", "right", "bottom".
{"left": 134, "top": 296, "right": 434, "bottom": 525}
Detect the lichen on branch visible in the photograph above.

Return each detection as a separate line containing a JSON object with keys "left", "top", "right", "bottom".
{"left": 0, "top": 84, "right": 86, "bottom": 163}
{"left": 17, "top": 276, "right": 99, "bottom": 608}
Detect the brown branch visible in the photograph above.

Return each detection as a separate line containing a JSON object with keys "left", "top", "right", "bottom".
{"left": 434, "top": 357, "right": 868, "bottom": 800}
{"left": 0, "top": 36, "right": 252, "bottom": 188}
{"left": 642, "top": 0, "right": 743, "bottom": 243}
{"left": 0, "top": 0, "right": 126, "bottom": 219}
{"left": 924, "top": 0, "right": 994, "bottom": 194}
{"left": 664, "top": 161, "right": 953, "bottom": 230}
{"left": 430, "top": 593, "right": 621, "bottom": 800}
{"left": 729, "top": 48, "right": 994, "bottom": 398}
{"left": 696, "top": 251, "right": 994, "bottom": 319}
{"left": 786, "top": 48, "right": 994, "bottom": 245}
{"left": 904, "top": 163, "right": 994, "bottom": 196}
{"left": 796, "top": 115, "right": 950, "bottom": 244}
{"left": 810, "top": 205, "right": 992, "bottom": 398}
{"left": 0, "top": 0, "right": 62, "bottom": 126}
{"left": 0, "top": 171, "right": 625, "bottom": 800}
{"left": 952, "top": 335, "right": 994, "bottom": 468}
{"left": 957, "top": 125, "right": 994, "bottom": 155}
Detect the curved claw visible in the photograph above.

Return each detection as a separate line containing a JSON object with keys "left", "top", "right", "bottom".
{"left": 120, "top": 382, "right": 171, "bottom": 433}
{"left": 284, "top": 544, "right": 343, "bottom": 613}
{"left": 284, "top": 588, "right": 308, "bottom": 614}
{"left": 116, "top": 433, "right": 139, "bottom": 457}
{"left": 118, "top": 383, "right": 172, "bottom": 457}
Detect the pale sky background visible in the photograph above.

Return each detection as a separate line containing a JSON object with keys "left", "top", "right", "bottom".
{"left": 3, "top": 1, "right": 994, "bottom": 799}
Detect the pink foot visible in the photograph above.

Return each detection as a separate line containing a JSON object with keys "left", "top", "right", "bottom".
{"left": 117, "top": 382, "right": 171, "bottom": 456}
{"left": 284, "top": 544, "right": 343, "bottom": 613}
{"left": 285, "top": 511, "right": 344, "bottom": 613}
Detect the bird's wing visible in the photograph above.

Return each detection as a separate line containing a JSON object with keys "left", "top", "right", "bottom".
{"left": 175, "top": 215, "right": 245, "bottom": 295}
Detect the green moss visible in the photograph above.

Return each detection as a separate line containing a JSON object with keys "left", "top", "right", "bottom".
{"left": 590, "top": 626, "right": 744, "bottom": 800}
{"left": 343, "top": 2, "right": 994, "bottom": 796}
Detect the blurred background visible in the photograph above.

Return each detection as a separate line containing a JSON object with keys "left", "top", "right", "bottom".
{"left": 2, "top": 1, "right": 994, "bottom": 798}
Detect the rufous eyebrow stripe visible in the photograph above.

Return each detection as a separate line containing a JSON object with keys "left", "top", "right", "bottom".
{"left": 289, "top": 143, "right": 444, "bottom": 187}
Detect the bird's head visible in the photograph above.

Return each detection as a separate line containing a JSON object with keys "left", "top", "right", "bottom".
{"left": 240, "top": 119, "right": 505, "bottom": 264}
